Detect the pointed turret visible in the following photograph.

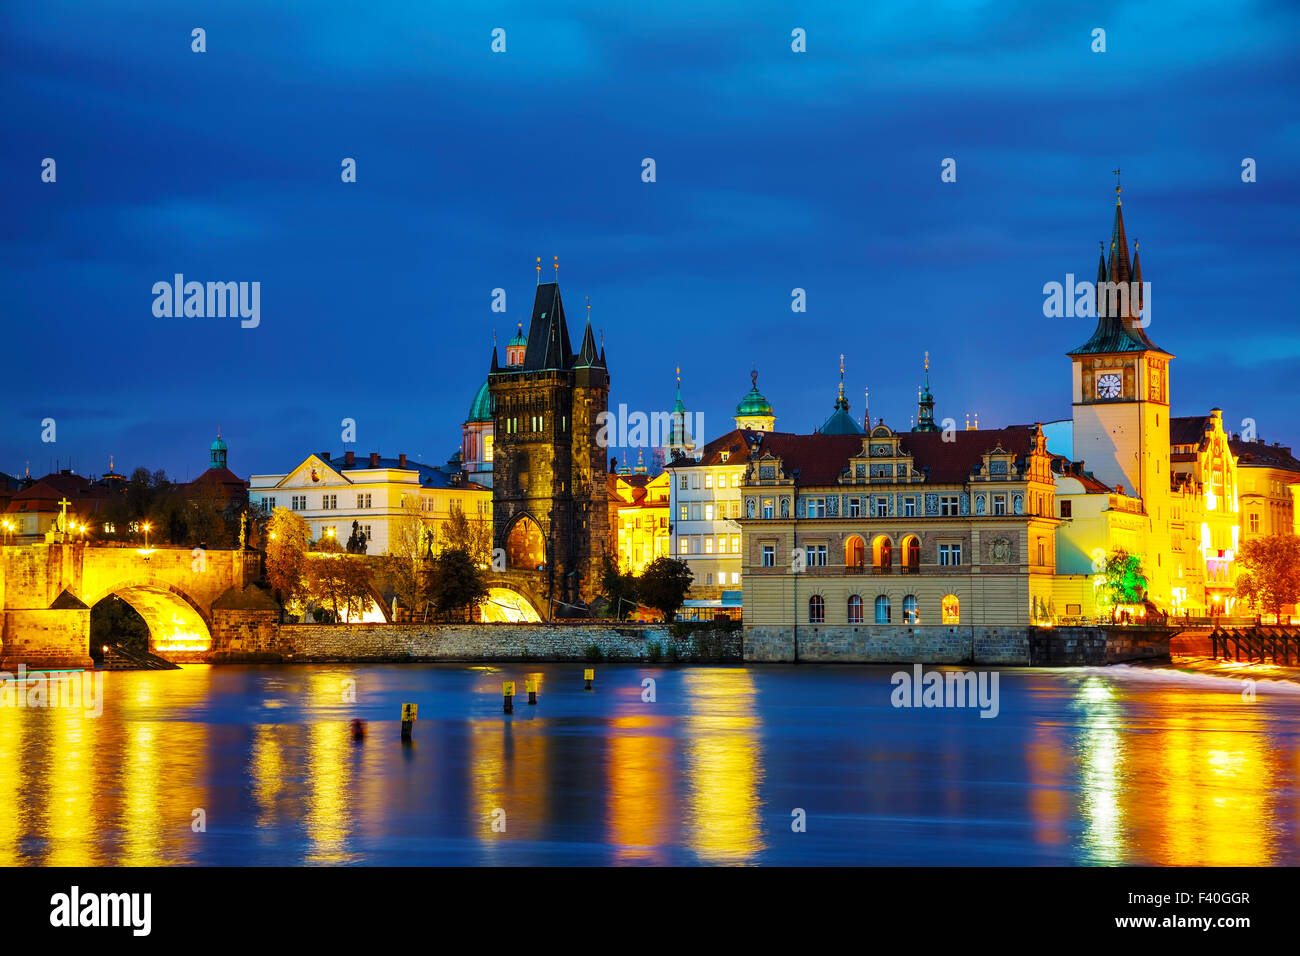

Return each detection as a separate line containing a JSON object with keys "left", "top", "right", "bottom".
{"left": 819, "top": 354, "right": 863, "bottom": 435}
{"left": 914, "top": 352, "right": 939, "bottom": 432}
{"left": 1069, "top": 184, "right": 1168, "bottom": 357}
{"left": 667, "top": 366, "right": 695, "bottom": 459}
{"left": 522, "top": 282, "right": 574, "bottom": 371}
{"left": 490, "top": 344, "right": 500, "bottom": 373}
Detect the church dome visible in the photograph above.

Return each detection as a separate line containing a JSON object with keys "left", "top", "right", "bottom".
{"left": 466, "top": 380, "right": 492, "bottom": 423}
{"left": 507, "top": 326, "right": 528, "bottom": 348}
{"left": 210, "top": 435, "right": 227, "bottom": 453}
{"left": 736, "top": 378, "right": 774, "bottom": 418}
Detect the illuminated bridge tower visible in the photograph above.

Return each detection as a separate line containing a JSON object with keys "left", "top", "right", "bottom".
{"left": 488, "top": 279, "right": 610, "bottom": 614}
{"left": 1067, "top": 184, "right": 1174, "bottom": 607}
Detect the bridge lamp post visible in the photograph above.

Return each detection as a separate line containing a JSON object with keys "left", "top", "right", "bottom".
{"left": 2, "top": 519, "right": 11, "bottom": 546}
{"left": 142, "top": 521, "right": 152, "bottom": 549}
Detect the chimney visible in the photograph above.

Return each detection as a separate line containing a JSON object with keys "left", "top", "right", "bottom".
{"left": 320, "top": 452, "right": 331, "bottom": 462}
{"left": 399, "top": 454, "right": 407, "bottom": 468}
{"left": 369, "top": 452, "right": 380, "bottom": 468}
{"left": 344, "top": 451, "right": 355, "bottom": 466}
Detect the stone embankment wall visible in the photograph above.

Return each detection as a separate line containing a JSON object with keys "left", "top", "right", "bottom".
{"left": 220, "top": 622, "right": 742, "bottom": 663}
{"left": 743, "top": 624, "right": 1172, "bottom": 665}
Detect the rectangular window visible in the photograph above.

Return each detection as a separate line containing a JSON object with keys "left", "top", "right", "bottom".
{"left": 940, "top": 496, "right": 959, "bottom": 516}
{"left": 939, "top": 544, "right": 963, "bottom": 567}
{"left": 679, "top": 505, "right": 688, "bottom": 521}
{"left": 691, "top": 504, "right": 701, "bottom": 521}
{"left": 807, "top": 544, "right": 827, "bottom": 566}
{"left": 762, "top": 499, "right": 774, "bottom": 519}
{"left": 904, "top": 498, "right": 916, "bottom": 518}
{"left": 705, "top": 537, "right": 714, "bottom": 554}
{"left": 705, "top": 504, "right": 714, "bottom": 520}
{"left": 1060, "top": 500, "right": 1072, "bottom": 518}
{"left": 731, "top": 535, "right": 740, "bottom": 554}
{"left": 874, "top": 496, "right": 889, "bottom": 517}
{"left": 992, "top": 495, "right": 1006, "bottom": 516}
{"left": 731, "top": 572, "right": 740, "bottom": 585}
{"left": 848, "top": 498, "right": 861, "bottom": 518}
{"left": 1249, "top": 513, "right": 1259, "bottom": 532}
{"left": 678, "top": 537, "right": 689, "bottom": 555}
{"left": 808, "top": 498, "right": 826, "bottom": 518}
{"left": 732, "top": 475, "right": 741, "bottom": 488}
{"left": 680, "top": 475, "right": 688, "bottom": 490}
{"left": 705, "top": 474, "right": 714, "bottom": 489}
{"left": 691, "top": 474, "right": 700, "bottom": 489}
{"left": 762, "top": 545, "right": 775, "bottom": 567}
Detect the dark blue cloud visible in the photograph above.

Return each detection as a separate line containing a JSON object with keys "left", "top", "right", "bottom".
{"left": 2, "top": 0, "right": 1296, "bottom": 479}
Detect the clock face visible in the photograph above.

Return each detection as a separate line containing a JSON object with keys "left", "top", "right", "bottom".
{"left": 1096, "top": 373, "right": 1122, "bottom": 399}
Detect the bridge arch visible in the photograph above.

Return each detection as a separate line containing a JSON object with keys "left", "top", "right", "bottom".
{"left": 82, "top": 579, "right": 213, "bottom": 656}
{"left": 479, "top": 578, "right": 545, "bottom": 623}
{"left": 504, "top": 513, "right": 547, "bottom": 571}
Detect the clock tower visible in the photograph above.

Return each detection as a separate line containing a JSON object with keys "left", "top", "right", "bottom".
{"left": 1068, "top": 185, "right": 1174, "bottom": 607}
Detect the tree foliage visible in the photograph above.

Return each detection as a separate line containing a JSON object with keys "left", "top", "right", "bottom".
{"left": 1101, "top": 549, "right": 1147, "bottom": 605}
{"left": 600, "top": 552, "right": 639, "bottom": 620}
{"left": 265, "top": 507, "right": 311, "bottom": 614}
{"left": 425, "top": 547, "right": 487, "bottom": 621}
{"left": 637, "top": 556, "right": 693, "bottom": 622}
{"left": 1236, "top": 534, "right": 1300, "bottom": 622}
{"left": 305, "top": 555, "right": 373, "bottom": 623}
{"left": 438, "top": 509, "right": 493, "bottom": 566}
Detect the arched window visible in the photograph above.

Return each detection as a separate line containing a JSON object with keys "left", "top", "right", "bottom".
{"left": 847, "top": 594, "right": 863, "bottom": 624}
{"left": 808, "top": 594, "right": 825, "bottom": 624}
{"left": 942, "top": 594, "right": 959, "bottom": 624}
{"left": 506, "top": 515, "right": 545, "bottom": 570}
{"left": 874, "top": 595, "right": 891, "bottom": 624}
{"left": 902, "top": 535, "right": 920, "bottom": 573}
{"left": 845, "top": 535, "right": 866, "bottom": 571}
{"left": 872, "top": 535, "right": 892, "bottom": 572}
{"left": 902, "top": 594, "right": 918, "bottom": 623}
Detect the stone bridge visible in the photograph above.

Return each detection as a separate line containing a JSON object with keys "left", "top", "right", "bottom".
{"left": 0, "top": 543, "right": 266, "bottom": 668}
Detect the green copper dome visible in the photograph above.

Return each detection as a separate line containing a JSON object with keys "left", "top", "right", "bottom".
{"left": 736, "top": 372, "right": 774, "bottom": 417}
{"left": 507, "top": 323, "right": 527, "bottom": 348}
{"left": 210, "top": 436, "right": 227, "bottom": 452}
{"left": 466, "top": 380, "right": 492, "bottom": 423}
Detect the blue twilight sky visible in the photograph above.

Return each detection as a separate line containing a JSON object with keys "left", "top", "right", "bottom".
{"left": 2, "top": 0, "right": 1297, "bottom": 481}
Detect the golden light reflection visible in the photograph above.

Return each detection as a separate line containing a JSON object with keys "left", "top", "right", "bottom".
{"left": 1074, "top": 677, "right": 1124, "bottom": 864}
{"left": 606, "top": 714, "right": 674, "bottom": 863}
{"left": 304, "top": 719, "right": 356, "bottom": 864}
{"left": 682, "top": 669, "right": 765, "bottom": 864}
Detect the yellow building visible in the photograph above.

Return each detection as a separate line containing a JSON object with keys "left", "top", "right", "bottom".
{"left": 249, "top": 450, "right": 490, "bottom": 555}
{"left": 1229, "top": 435, "right": 1300, "bottom": 542}
{"left": 741, "top": 423, "right": 1061, "bottom": 629}
{"left": 607, "top": 466, "right": 670, "bottom": 574}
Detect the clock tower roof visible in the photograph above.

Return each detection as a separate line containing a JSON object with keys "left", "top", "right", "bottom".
{"left": 1068, "top": 188, "right": 1170, "bottom": 358}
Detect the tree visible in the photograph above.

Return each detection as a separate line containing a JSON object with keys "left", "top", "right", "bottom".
{"left": 425, "top": 547, "right": 487, "bottom": 621}
{"left": 600, "top": 552, "right": 639, "bottom": 620}
{"left": 346, "top": 520, "right": 368, "bottom": 554}
{"left": 265, "top": 507, "right": 311, "bottom": 616}
{"left": 637, "top": 556, "right": 693, "bottom": 622}
{"left": 306, "top": 554, "right": 373, "bottom": 623}
{"left": 437, "top": 508, "right": 493, "bottom": 567}
{"left": 1101, "top": 549, "right": 1146, "bottom": 607}
{"left": 386, "top": 498, "right": 433, "bottom": 619}
{"left": 1236, "top": 534, "right": 1300, "bottom": 623}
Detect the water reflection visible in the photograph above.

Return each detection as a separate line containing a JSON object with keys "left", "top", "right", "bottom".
{"left": 0, "top": 663, "right": 1296, "bottom": 865}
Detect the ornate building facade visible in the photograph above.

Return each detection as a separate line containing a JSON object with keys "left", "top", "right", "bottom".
{"left": 487, "top": 280, "right": 610, "bottom": 611}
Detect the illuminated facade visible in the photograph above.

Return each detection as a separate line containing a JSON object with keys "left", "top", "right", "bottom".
{"left": 608, "top": 466, "right": 670, "bottom": 574}
{"left": 740, "top": 420, "right": 1061, "bottom": 629}
{"left": 666, "top": 373, "right": 778, "bottom": 606}
{"left": 1229, "top": 435, "right": 1300, "bottom": 542}
{"left": 248, "top": 451, "right": 489, "bottom": 555}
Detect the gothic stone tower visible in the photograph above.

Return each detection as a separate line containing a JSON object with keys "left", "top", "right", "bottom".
{"left": 1068, "top": 186, "right": 1174, "bottom": 608}
{"left": 488, "top": 281, "right": 610, "bottom": 613}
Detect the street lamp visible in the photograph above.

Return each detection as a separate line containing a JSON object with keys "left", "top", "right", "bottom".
{"left": 1, "top": 519, "right": 12, "bottom": 546}
{"left": 142, "top": 521, "right": 152, "bottom": 549}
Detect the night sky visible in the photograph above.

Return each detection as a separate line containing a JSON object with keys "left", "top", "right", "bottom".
{"left": 3, "top": 0, "right": 1296, "bottom": 482}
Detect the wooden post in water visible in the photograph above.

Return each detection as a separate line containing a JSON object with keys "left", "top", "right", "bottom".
{"left": 526, "top": 677, "right": 537, "bottom": 705}
{"left": 584, "top": 668, "right": 594, "bottom": 691}
{"left": 400, "top": 702, "right": 417, "bottom": 741}
{"left": 503, "top": 681, "right": 515, "bottom": 714}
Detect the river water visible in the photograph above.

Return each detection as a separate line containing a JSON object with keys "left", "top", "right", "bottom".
{"left": 2, "top": 662, "right": 1298, "bottom": 865}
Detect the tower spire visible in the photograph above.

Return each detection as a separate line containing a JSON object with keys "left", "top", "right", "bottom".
{"left": 915, "top": 352, "right": 938, "bottom": 432}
